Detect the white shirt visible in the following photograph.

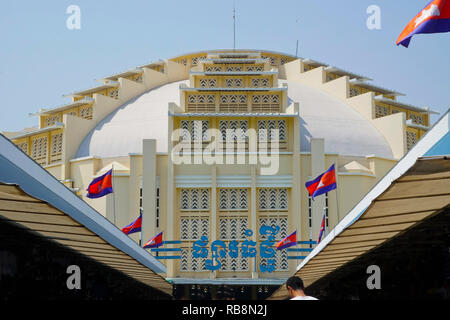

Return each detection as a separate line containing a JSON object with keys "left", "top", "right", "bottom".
{"left": 290, "top": 296, "right": 318, "bottom": 300}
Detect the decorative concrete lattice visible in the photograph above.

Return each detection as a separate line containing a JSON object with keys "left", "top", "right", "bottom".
{"left": 79, "top": 106, "right": 93, "bottom": 120}
{"left": 406, "top": 131, "right": 418, "bottom": 151}
{"left": 45, "top": 115, "right": 60, "bottom": 127}
{"left": 409, "top": 114, "right": 424, "bottom": 125}
{"left": 219, "top": 249, "right": 250, "bottom": 272}
{"left": 258, "top": 189, "right": 288, "bottom": 211}
{"left": 252, "top": 94, "right": 280, "bottom": 112}
{"left": 187, "top": 94, "right": 215, "bottom": 112}
{"left": 219, "top": 216, "right": 248, "bottom": 240}
{"left": 180, "top": 216, "right": 209, "bottom": 240}
{"left": 349, "top": 87, "right": 360, "bottom": 98}
{"left": 180, "top": 247, "right": 207, "bottom": 272}
{"left": 50, "top": 133, "right": 63, "bottom": 163}
{"left": 16, "top": 142, "right": 28, "bottom": 154}
{"left": 219, "top": 189, "right": 248, "bottom": 211}
{"left": 180, "top": 120, "right": 210, "bottom": 142}
{"left": 219, "top": 120, "right": 248, "bottom": 142}
{"left": 180, "top": 188, "right": 210, "bottom": 211}
{"left": 108, "top": 88, "right": 119, "bottom": 99}
{"left": 257, "top": 120, "right": 287, "bottom": 142}
{"left": 375, "top": 104, "right": 390, "bottom": 118}
{"left": 31, "top": 136, "right": 48, "bottom": 165}
{"left": 219, "top": 94, "right": 247, "bottom": 113}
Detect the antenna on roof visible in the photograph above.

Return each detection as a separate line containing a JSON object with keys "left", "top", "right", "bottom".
{"left": 295, "top": 19, "right": 300, "bottom": 58}
{"left": 233, "top": 3, "right": 236, "bottom": 50}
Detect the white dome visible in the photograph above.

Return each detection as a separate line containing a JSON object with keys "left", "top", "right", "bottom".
{"left": 75, "top": 80, "right": 393, "bottom": 159}
{"left": 281, "top": 80, "right": 393, "bottom": 158}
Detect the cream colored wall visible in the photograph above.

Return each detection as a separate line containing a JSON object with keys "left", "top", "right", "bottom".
{"left": 346, "top": 92, "right": 374, "bottom": 120}
{"left": 62, "top": 114, "right": 95, "bottom": 180}
{"left": 372, "top": 112, "right": 407, "bottom": 159}
{"left": 337, "top": 173, "right": 376, "bottom": 217}
{"left": 321, "top": 76, "right": 349, "bottom": 100}
{"left": 44, "top": 163, "right": 63, "bottom": 181}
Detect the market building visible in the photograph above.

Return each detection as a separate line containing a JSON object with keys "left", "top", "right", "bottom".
{"left": 3, "top": 49, "right": 438, "bottom": 299}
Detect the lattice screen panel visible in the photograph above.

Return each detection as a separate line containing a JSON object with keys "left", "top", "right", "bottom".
{"left": 187, "top": 94, "right": 216, "bottom": 112}
{"left": 50, "top": 133, "right": 63, "bottom": 163}
{"left": 17, "top": 142, "right": 28, "bottom": 154}
{"left": 259, "top": 248, "right": 289, "bottom": 271}
{"left": 219, "top": 120, "right": 248, "bottom": 142}
{"left": 179, "top": 120, "right": 210, "bottom": 142}
{"left": 219, "top": 216, "right": 248, "bottom": 240}
{"left": 180, "top": 189, "right": 210, "bottom": 211}
{"left": 252, "top": 94, "right": 280, "bottom": 112}
{"left": 180, "top": 216, "right": 210, "bottom": 240}
{"left": 219, "top": 250, "right": 250, "bottom": 272}
{"left": 349, "top": 87, "right": 360, "bottom": 98}
{"left": 375, "top": 104, "right": 390, "bottom": 118}
{"left": 79, "top": 106, "right": 93, "bottom": 120}
{"left": 258, "top": 216, "right": 288, "bottom": 240}
{"left": 258, "top": 188, "right": 288, "bottom": 211}
{"left": 108, "top": 88, "right": 119, "bottom": 99}
{"left": 406, "top": 131, "right": 418, "bottom": 151}
{"left": 45, "top": 115, "right": 60, "bottom": 127}
{"left": 219, "top": 94, "right": 248, "bottom": 112}
{"left": 409, "top": 114, "right": 425, "bottom": 125}
{"left": 219, "top": 189, "right": 248, "bottom": 211}
{"left": 31, "top": 137, "right": 48, "bottom": 165}
{"left": 180, "top": 247, "right": 207, "bottom": 272}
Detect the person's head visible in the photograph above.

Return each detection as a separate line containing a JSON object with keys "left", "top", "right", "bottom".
{"left": 286, "top": 276, "right": 305, "bottom": 298}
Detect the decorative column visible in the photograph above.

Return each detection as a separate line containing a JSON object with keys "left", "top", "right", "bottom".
{"left": 166, "top": 110, "right": 176, "bottom": 277}
{"left": 250, "top": 164, "right": 258, "bottom": 278}
{"left": 210, "top": 165, "right": 217, "bottom": 279}
{"left": 311, "top": 138, "right": 325, "bottom": 242}
{"left": 142, "top": 139, "right": 157, "bottom": 244}
{"left": 291, "top": 102, "right": 301, "bottom": 271}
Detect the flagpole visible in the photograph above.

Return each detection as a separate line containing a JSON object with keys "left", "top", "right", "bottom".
{"left": 333, "top": 161, "right": 340, "bottom": 237}
{"left": 140, "top": 209, "right": 143, "bottom": 247}
{"left": 111, "top": 164, "right": 116, "bottom": 226}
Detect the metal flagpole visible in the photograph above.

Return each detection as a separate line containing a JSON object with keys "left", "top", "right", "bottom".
{"left": 111, "top": 164, "right": 116, "bottom": 225}
{"left": 295, "top": 19, "right": 299, "bottom": 58}
{"left": 333, "top": 161, "right": 340, "bottom": 237}
{"left": 233, "top": 4, "right": 236, "bottom": 50}
{"left": 140, "top": 208, "right": 143, "bottom": 247}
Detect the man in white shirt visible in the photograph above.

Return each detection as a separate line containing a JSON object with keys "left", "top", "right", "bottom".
{"left": 286, "top": 276, "right": 318, "bottom": 300}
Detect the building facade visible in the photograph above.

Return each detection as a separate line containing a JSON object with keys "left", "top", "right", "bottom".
{"left": 5, "top": 49, "right": 436, "bottom": 295}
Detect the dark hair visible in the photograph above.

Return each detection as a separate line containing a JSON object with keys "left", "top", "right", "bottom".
{"left": 286, "top": 276, "right": 305, "bottom": 291}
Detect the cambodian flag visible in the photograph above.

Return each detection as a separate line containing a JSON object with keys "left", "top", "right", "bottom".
{"left": 397, "top": 0, "right": 450, "bottom": 48}
{"left": 122, "top": 213, "right": 142, "bottom": 235}
{"left": 276, "top": 231, "right": 297, "bottom": 250}
{"left": 305, "top": 164, "right": 337, "bottom": 200}
{"left": 143, "top": 232, "right": 163, "bottom": 249}
{"left": 86, "top": 169, "right": 113, "bottom": 199}
{"left": 318, "top": 213, "right": 326, "bottom": 243}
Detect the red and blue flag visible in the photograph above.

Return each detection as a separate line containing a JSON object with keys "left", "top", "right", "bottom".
{"left": 276, "top": 231, "right": 297, "bottom": 250}
{"left": 122, "top": 213, "right": 142, "bottom": 235}
{"left": 397, "top": 0, "right": 450, "bottom": 47}
{"left": 318, "top": 212, "right": 327, "bottom": 243}
{"left": 86, "top": 169, "right": 113, "bottom": 199}
{"left": 143, "top": 232, "right": 163, "bottom": 249}
{"left": 305, "top": 164, "right": 337, "bottom": 200}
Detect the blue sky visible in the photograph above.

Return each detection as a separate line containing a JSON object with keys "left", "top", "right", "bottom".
{"left": 0, "top": 0, "right": 449, "bottom": 131}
